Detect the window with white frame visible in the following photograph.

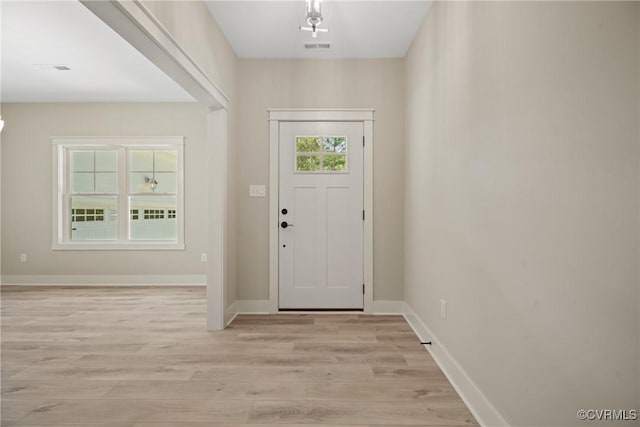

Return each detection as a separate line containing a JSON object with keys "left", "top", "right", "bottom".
{"left": 52, "top": 137, "right": 184, "bottom": 250}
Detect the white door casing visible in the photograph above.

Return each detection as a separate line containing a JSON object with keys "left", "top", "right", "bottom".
{"left": 268, "top": 109, "right": 374, "bottom": 313}
{"left": 279, "top": 121, "right": 364, "bottom": 309}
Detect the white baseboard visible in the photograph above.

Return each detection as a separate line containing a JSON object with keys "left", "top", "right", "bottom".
{"left": 224, "top": 310, "right": 239, "bottom": 327}
{"left": 402, "top": 303, "right": 431, "bottom": 341}
{"left": 226, "top": 299, "right": 406, "bottom": 316}
{"left": 402, "top": 303, "right": 508, "bottom": 427}
{"left": 225, "top": 299, "right": 271, "bottom": 326}
{"left": 1, "top": 275, "right": 206, "bottom": 286}
{"left": 372, "top": 300, "right": 406, "bottom": 314}
{"left": 228, "top": 299, "right": 271, "bottom": 314}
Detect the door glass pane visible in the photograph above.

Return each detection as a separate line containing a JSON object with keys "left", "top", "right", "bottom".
{"left": 296, "top": 137, "right": 321, "bottom": 153}
{"left": 296, "top": 136, "right": 348, "bottom": 173}
{"left": 296, "top": 155, "right": 321, "bottom": 172}
{"left": 322, "top": 137, "right": 347, "bottom": 153}
{"left": 70, "top": 196, "right": 117, "bottom": 240}
{"left": 323, "top": 155, "right": 347, "bottom": 171}
{"left": 129, "top": 196, "right": 176, "bottom": 240}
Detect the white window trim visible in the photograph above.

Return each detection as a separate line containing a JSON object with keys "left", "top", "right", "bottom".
{"left": 51, "top": 136, "right": 185, "bottom": 250}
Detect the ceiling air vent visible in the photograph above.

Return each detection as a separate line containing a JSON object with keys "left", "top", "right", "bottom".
{"left": 34, "top": 64, "right": 72, "bottom": 71}
{"left": 304, "top": 42, "right": 332, "bottom": 51}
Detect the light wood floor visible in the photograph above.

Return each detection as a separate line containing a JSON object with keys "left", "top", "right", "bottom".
{"left": 1, "top": 286, "right": 477, "bottom": 426}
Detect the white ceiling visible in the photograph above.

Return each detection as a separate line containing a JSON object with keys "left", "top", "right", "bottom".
{"left": 206, "top": 1, "right": 431, "bottom": 59}
{"left": 1, "top": 1, "right": 195, "bottom": 103}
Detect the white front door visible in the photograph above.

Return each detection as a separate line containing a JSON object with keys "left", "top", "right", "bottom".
{"left": 279, "top": 121, "right": 364, "bottom": 309}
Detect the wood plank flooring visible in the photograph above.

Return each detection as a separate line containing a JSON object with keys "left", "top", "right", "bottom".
{"left": 1, "top": 286, "right": 477, "bottom": 426}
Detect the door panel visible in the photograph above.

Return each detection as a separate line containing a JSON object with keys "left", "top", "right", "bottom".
{"left": 327, "top": 186, "right": 360, "bottom": 288}
{"left": 293, "top": 186, "right": 320, "bottom": 288}
{"left": 279, "top": 121, "right": 364, "bottom": 309}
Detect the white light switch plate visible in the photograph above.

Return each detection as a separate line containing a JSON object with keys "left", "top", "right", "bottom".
{"left": 249, "top": 185, "right": 266, "bottom": 198}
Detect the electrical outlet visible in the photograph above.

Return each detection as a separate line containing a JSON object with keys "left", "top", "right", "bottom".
{"left": 201, "top": 253, "right": 207, "bottom": 262}
{"left": 20, "top": 253, "right": 27, "bottom": 263}
{"left": 440, "top": 299, "right": 447, "bottom": 320}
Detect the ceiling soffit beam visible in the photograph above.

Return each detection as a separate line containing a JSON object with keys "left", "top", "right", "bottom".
{"left": 81, "top": 0, "right": 228, "bottom": 110}
{"left": 81, "top": 0, "right": 230, "bottom": 331}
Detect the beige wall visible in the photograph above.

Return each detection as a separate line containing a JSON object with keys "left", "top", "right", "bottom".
{"left": 404, "top": 2, "right": 639, "bottom": 426}
{"left": 140, "top": 0, "right": 239, "bottom": 306}
{"left": 1, "top": 103, "right": 210, "bottom": 276}
{"left": 236, "top": 59, "right": 405, "bottom": 301}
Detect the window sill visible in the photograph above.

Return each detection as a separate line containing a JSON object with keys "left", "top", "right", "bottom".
{"left": 52, "top": 242, "right": 185, "bottom": 251}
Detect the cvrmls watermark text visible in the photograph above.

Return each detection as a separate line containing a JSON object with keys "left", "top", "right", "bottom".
{"left": 577, "top": 409, "right": 638, "bottom": 421}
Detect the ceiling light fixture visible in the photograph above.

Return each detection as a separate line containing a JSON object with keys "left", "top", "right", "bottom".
{"left": 299, "top": 0, "right": 328, "bottom": 38}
